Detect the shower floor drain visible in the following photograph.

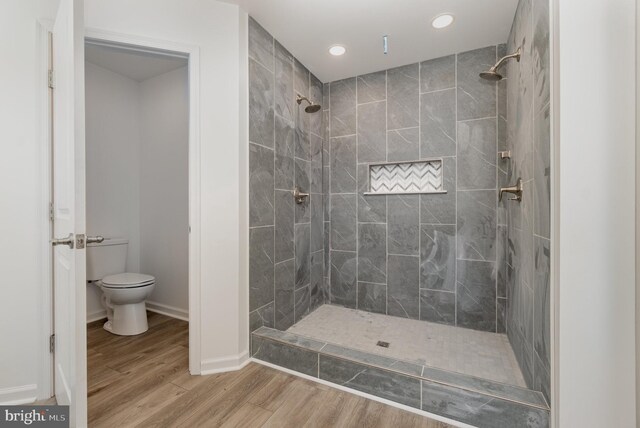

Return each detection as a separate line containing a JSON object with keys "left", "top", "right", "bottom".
{"left": 376, "top": 341, "right": 390, "bottom": 348}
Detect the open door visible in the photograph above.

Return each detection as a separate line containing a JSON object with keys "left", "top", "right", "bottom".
{"left": 50, "top": 0, "right": 87, "bottom": 425}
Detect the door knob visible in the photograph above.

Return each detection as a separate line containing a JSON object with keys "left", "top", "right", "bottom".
{"left": 87, "top": 236, "right": 104, "bottom": 244}
{"left": 51, "top": 233, "right": 74, "bottom": 248}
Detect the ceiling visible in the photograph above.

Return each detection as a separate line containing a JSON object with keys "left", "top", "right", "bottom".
{"left": 223, "top": 0, "right": 519, "bottom": 82}
{"left": 85, "top": 43, "right": 188, "bottom": 82}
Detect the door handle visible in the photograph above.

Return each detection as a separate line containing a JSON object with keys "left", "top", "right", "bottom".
{"left": 51, "top": 233, "right": 74, "bottom": 248}
{"left": 86, "top": 236, "right": 104, "bottom": 244}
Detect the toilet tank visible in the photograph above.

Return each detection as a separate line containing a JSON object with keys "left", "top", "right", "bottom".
{"left": 86, "top": 238, "right": 128, "bottom": 281}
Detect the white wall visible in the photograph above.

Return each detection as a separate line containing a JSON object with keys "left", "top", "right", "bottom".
{"left": 85, "top": 62, "right": 142, "bottom": 320}
{"left": 85, "top": 0, "right": 248, "bottom": 373}
{"left": 555, "top": 0, "right": 636, "bottom": 425}
{"left": 0, "top": 0, "right": 60, "bottom": 403}
{"left": 139, "top": 66, "right": 189, "bottom": 316}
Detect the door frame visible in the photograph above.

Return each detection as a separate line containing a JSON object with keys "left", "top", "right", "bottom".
{"left": 38, "top": 27, "right": 203, "bottom": 399}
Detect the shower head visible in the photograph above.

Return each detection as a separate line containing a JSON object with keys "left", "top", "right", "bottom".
{"left": 479, "top": 47, "right": 521, "bottom": 81}
{"left": 296, "top": 94, "right": 322, "bottom": 113}
{"left": 479, "top": 69, "right": 504, "bottom": 81}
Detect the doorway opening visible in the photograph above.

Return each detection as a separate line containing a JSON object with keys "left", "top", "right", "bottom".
{"left": 82, "top": 39, "right": 193, "bottom": 423}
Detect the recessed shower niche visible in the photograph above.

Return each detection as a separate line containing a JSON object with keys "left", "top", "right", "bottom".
{"left": 365, "top": 160, "right": 445, "bottom": 195}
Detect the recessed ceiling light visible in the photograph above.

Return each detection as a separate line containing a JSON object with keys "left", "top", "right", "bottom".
{"left": 432, "top": 14, "right": 455, "bottom": 29}
{"left": 329, "top": 45, "right": 346, "bottom": 56}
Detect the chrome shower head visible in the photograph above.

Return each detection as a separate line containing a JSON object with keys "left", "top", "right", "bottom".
{"left": 479, "top": 47, "right": 521, "bottom": 81}
{"left": 296, "top": 94, "right": 322, "bottom": 113}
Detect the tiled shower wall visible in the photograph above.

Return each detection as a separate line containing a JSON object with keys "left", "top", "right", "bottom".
{"left": 502, "top": 0, "right": 551, "bottom": 402}
{"left": 248, "top": 18, "right": 327, "bottom": 332}
{"left": 325, "top": 46, "right": 507, "bottom": 333}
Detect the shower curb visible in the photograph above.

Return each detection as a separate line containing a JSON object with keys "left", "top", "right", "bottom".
{"left": 252, "top": 327, "right": 550, "bottom": 428}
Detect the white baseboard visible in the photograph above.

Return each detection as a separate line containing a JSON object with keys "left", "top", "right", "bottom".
{"left": 200, "top": 351, "right": 250, "bottom": 375}
{"left": 145, "top": 301, "right": 189, "bottom": 321}
{"left": 251, "top": 359, "right": 473, "bottom": 428}
{"left": 86, "top": 301, "right": 188, "bottom": 324}
{"left": 0, "top": 384, "right": 38, "bottom": 405}
{"left": 87, "top": 309, "right": 107, "bottom": 323}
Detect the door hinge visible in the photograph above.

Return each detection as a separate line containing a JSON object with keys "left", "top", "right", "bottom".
{"left": 48, "top": 70, "right": 55, "bottom": 89}
{"left": 49, "top": 334, "right": 55, "bottom": 353}
{"left": 49, "top": 202, "right": 54, "bottom": 222}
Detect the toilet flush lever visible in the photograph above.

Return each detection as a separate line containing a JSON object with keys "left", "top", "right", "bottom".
{"left": 87, "top": 235, "right": 105, "bottom": 245}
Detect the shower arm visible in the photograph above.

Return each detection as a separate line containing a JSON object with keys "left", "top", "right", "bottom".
{"left": 491, "top": 48, "right": 521, "bottom": 72}
{"left": 296, "top": 94, "right": 311, "bottom": 105}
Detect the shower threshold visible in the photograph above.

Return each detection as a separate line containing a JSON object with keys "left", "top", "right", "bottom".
{"left": 251, "top": 305, "right": 550, "bottom": 428}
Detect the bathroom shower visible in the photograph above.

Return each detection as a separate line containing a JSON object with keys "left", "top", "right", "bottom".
{"left": 296, "top": 93, "right": 322, "bottom": 113}
{"left": 479, "top": 46, "right": 521, "bottom": 80}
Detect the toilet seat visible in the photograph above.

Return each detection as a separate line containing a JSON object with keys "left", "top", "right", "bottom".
{"left": 102, "top": 272, "right": 155, "bottom": 289}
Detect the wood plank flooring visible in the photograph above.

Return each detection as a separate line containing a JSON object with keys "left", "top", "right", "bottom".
{"left": 88, "top": 313, "right": 451, "bottom": 428}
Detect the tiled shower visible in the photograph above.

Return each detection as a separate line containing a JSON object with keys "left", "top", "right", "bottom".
{"left": 248, "top": 0, "right": 550, "bottom": 425}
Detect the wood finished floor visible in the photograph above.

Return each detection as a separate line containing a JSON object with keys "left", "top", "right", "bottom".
{"left": 88, "top": 313, "right": 451, "bottom": 428}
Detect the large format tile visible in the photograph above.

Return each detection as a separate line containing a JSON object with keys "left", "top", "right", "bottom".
{"left": 330, "top": 135, "right": 357, "bottom": 193}
{"left": 294, "top": 159, "right": 310, "bottom": 223}
{"left": 387, "top": 127, "right": 419, "bottom": 162}
{"left": 330, "top": 194, "right": 357, "bottom": 251}
{"left": 422, "top": 381, "right": 549, "bottom": 428}
{"left": 274, "top": 115, "right": 294, "bottom": 190}
{"left": 457, "top": 118, "right": 497, "bottom": 190}
{"left": 357, "top": 164, "right": 386, "bottom": 222}
{"left": 457, "top": 190, "right": 497, "bottom": 261}
{"left": 294, "top": 285, "right": 310, "bottom": 322}
{"left": 330, "top": 78, "right": 357, "bottom": 137}
{"left": 249, "top": 226, "right": 274, "bottom": 311}
{"left": 387, "top": 195, "right": 419, "bottom": 255}
{"left": 274, "top": 190, "right": 294, "bottom": 263}
{"left": 534, "top": 105, "right": 550, "bottom": 238}
{"left": 357, "top": 101, "right": 386, "bottom": 163}
{"left": 457, "top": 46, "right": 497, "bottom": 121}
{"left": 309, "top": 74, "right": 324, "bottom": 135}
{"left": 420, "top": 54, "right": 455, "bottom": 92}
{"left": 310, "top": 250, "right": 325, "bottom": 311}
{"left": 357, "top": 70, "right": 386, "bottom": 104}
{"left": 457, "top": 259, "right": 496, "bottom": 332}
{"left": 251, "top": 336, "right": 319, "bottom": 377}
{"left": 294, "top": 58, "right": 309, "bottom": 96}
{"left": 532, "top": 0, "right": 550, "bottom": 113}
{"left": 249, "top": 59, "right": 274, "bottom": 147}
{"left": 419, "top": 224, "right": 456, "bottom": 291}
{"left": 387, "top": 63, "right": 419, "bottom": 130}
{"left": 295, "top": 223, "right": 310, "bottom": 289}
{"left": 274, "top": 41, "right": 294, "bottom": 122}
{"left": 387, "top": 255, "right": 420, "bottom": 319}
{"left": 310, "top": 194, "right": 323, "bottom": 253}
{"left": 248, "top": 17, "right": 273, "bottom": 71}
{"left": 420, "top": 89, "right": 456, "bottom": 157}
{"left": 533, "top": 237, "right": 551, "bottom": 371}
{"left": 420, "top": 289, "right": 455, "bottom": 325}
{"left": 357, "top": 282, "right": 387, "bottom": 314}
{"left": 274, "top": 259, "right": 295, "bottom": 330}
{"left": 358, "top": 223, "right": 387, "bottom": 284}
{"left": 319, "top": 355, "right": 421, "bottom": 409}
{"left": 309, "top": 134, "right": 323, "bottom": 193}
{"left": 249, "top": 143, "right": 274, "bottom": 227}
{"left": 330, "top": 250, "right": 357, "bottom": 308}
{"left": 249, "top": 302, "right": 274, "bottom": 332}
{"left": 420, "top": 157, "right": 456, "bottom": 224}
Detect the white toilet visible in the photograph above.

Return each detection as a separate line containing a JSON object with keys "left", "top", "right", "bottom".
{"left": 87, "top": 238, "right": 156, "bottom": 336}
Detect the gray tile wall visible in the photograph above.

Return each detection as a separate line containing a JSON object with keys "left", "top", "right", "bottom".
{"left": 325, "top": 45, "right": 506, "bottom": 333}
{"left": 249, "top": 17, "right": 327, "bottom": 333}
{"left": 504, "top": 0, "right": 551, "bottom": 403}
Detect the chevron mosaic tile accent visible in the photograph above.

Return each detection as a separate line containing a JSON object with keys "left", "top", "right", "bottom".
{"left": 368, "top": 160, "right": 444, "bottom": 194}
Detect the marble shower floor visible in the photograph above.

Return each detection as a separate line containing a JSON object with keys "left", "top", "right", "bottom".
{"left": 287, "top": 305, "right": 526, "bottom": 387}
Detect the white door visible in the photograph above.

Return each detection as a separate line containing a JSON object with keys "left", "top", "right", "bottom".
{"left": 51, "top": 0, "right": 87, "bottom": 426}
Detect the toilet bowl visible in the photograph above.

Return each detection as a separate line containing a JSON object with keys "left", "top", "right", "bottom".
{"left": 100, "top": 273, "right": 155, "bottom": 335}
